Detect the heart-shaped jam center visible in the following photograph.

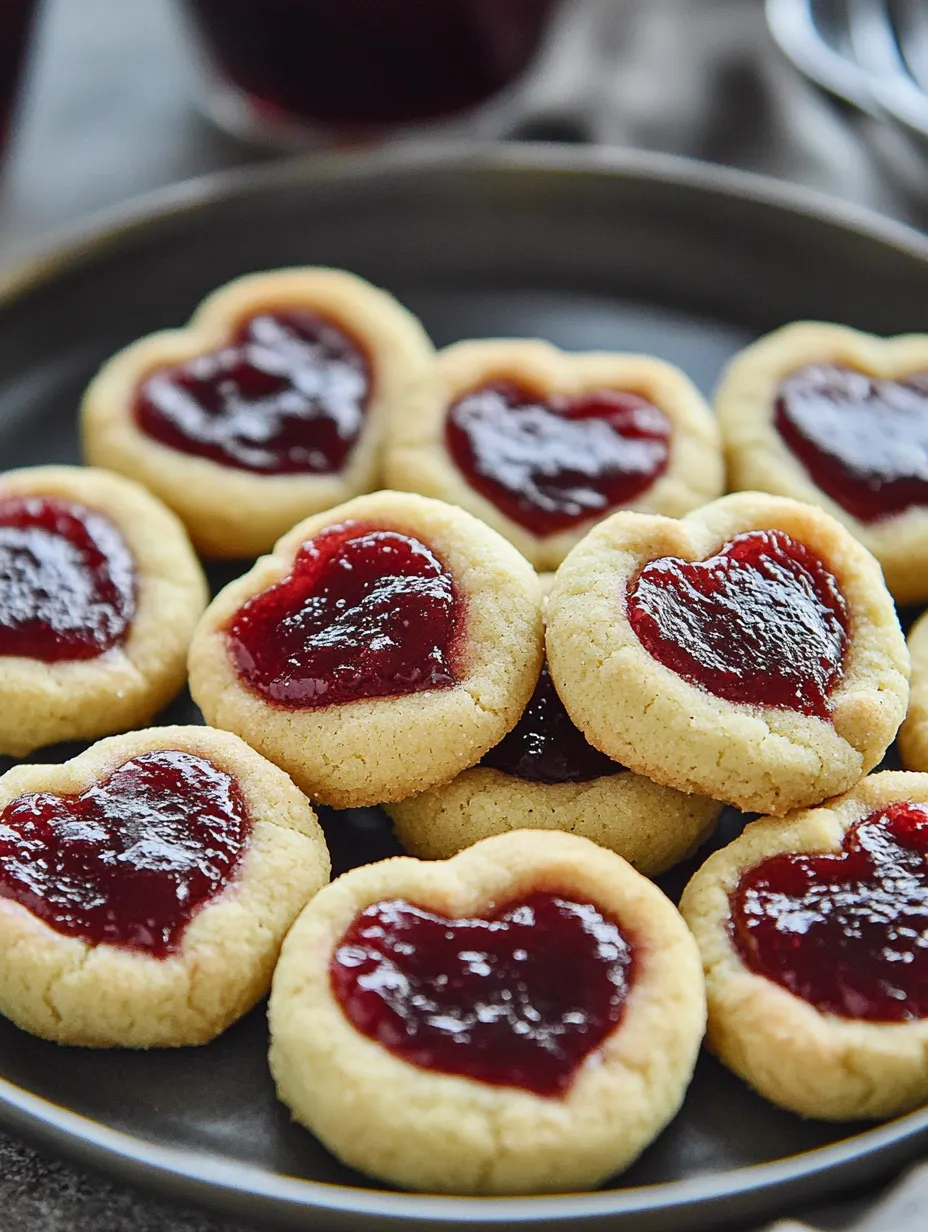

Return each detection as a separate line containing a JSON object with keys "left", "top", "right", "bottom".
{"left": 331, "top": 891, "right": 634, "bottom": 1097}
{"left": 776, "top": 363, "right": 928, "bottom": 523}
{"left": 228, "top": 520, "right": 461, "bottom": 708}
{"left": 445, "top": 380, "right": 671, "bottom": 536}
{"left": 482, "top": 661, "right": 622, "bottom": 783}
{"left": 0, "top": 750, "right": 250, "bottom": 957}
{"left": 627, "top": 529, "right": 848, "bottom": 718}
{"left": 0, "top": 495, "right": 136, "bottom": 663}
{"left": 732, "top": 802, "right": 928, "bottom": 1021}
{"left": 135, "top": 310, "right": 371, "bottom": 475}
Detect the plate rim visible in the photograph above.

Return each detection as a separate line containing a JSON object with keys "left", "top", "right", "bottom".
{"left": 2, "top": 140, "right": 928, "bottom": 1226}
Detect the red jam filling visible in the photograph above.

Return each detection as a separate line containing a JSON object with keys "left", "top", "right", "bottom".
{"left": 482, "top": 662, "right": 622, "bottom": 784}
{"left": 775, "top": 363, "right": 928, "bottom": 523}
{"left": 626, "top": 529, "right": 848, "bottom": 719}
{"left": 0, "top": 751, "right": 250, "bottom": 957}
{"left": 445, "top": 380, "right": 671, "bottom": 536}
{"left": 135, "top": 310, "right": 372, "bottom": 475}
{"left": 732, "top": 803, "right": 928, "bottom": 1021}
{"left": 228, "top": 520, "right": 460, "bottom": 708}
{"left": 330, "top": 891, "right": 634, "bottom": 1097}
{"left": 0, "top": 495, "right": 136, "bottom": 662}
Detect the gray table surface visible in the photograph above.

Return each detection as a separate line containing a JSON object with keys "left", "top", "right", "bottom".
{"left": 0, "top": 2, "right": 925, "bottom": 1229}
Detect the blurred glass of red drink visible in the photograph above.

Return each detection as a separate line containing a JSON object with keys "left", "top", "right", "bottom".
{"left": 0, "top": 0, "right": 38, "bottom": 157}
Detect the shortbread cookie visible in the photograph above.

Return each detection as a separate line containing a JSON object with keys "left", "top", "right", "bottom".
{"left": 82, "top": 268, "right": 435, "bottom": 557}
{"left": 0, "top": 725, "right": 329, "bottom": 1047}
{"left": 189, "top": 491, "right": 543, "bottom": 808}
{"left": 680, "top": 772, "right": 928, "bottom": 1120}
{"left": 547, "top": 492, "right": 908, "bottom": 816}
{"left": 716, "top": 322, "right": 928, "bottom": 604}
{"left": 269, "top": 830, "right": 705, "bottom": 1194}
{"left": 384, "top": 339, "right": 724, "bottom": 571}
{"left": 900, "top": 610, "right": 928, "bottom": 771}
{"left": 0, "top": 466, "right": 208, "bottom": 757}
{"left": 388, "top": 661, "right": 722, "bottom": 874}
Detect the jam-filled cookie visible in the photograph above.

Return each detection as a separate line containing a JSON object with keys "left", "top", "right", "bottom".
{"left": 0, "top": 726, "right": 329, "bottom": 1047}
{"left": 188, "top": 491, "right": 543, "bottom": 808}
{"left": 81, "top": 268, "right": 435, "bottom": 558}
{"left": 546, "top": 492, "right": 908, "bottom": 816}
{"left": 716, "top": 322, "right": 928, "bottom": 604}
{"left": 384, "top": 339, "right": 724, "bottom": 571}
{"left": 680, "top": 772, "right": 928, "bottom": 1120}
{"left": 0, "top": 466, "right": 208, "bottom": 757}
{"left": 268, "top": 830, "right": 705, "bottom": 1194}
{"left": 388, "top": 661, "right": 722, "bottom": 874}
{"left": 900, "top": 610, "right": 928, "bottom": 772}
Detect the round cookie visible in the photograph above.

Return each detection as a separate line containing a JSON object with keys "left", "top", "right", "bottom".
{"left": 546, "top": 491, "right": 909, "bottom": 816}
{"left": 900, "top": 610, "right": 928, "bottom": 772}
{"left": 716, "top": 321, "right": 928, "bottom": 604}
{"left": 680, "top": 772, "right": 928, "bottom": 1121}
{"left": 384, "top": 339, "right": 724, "bottom": 571}
{"left": 268, "top": 829, "right": 706, "bottom": 1194}
{"left": 188, "top": 490, "right": 544, "bottom": 808}
{"left": 81, "top": 267, "right": 435, "bottom": 558}
{"left": 388, "top": 660, "right": 722, "bottom": 874}
{"left": 0, "top": 725, "right": 330, "bottom": 1047}
{"left": 0, "top": 465, "right": 208, "bottom": 757}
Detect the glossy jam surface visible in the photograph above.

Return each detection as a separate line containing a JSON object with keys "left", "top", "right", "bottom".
{"left": 446, "top": 380, "right": 671, "bottom": 536}
{"left": 136, "top": 310, "right": 371, "bottom": 475}
{"left": 732, "top": 803, "right": 928, "bottom": 1021}
{"left": 0, "top": 496, "right": 136, "bottom": 662}
{"left": 331, "top": 891, "right": 634, "bottom": 1096}
{"left": 776, "top": 363, "right": 928, "bottom": 523}
{"left": 229, "top": 521, "right": 460, "bottom": 708}
{"left": 0, "top": 751, "right": 250, "bottom": 957}
{"left": 482, "top": 662, "right": 622, "bottom": 784}
{"left": 627, "top": 529, "right": 848, "bottom": 719}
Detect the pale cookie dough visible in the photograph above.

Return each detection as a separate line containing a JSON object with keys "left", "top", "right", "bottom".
{"left": 900, "top": 610, "right": 928, "bottom": 771}
{"left": 188, "top": 491, "right": 544, "bottom": 808}
{"left": 81, "top": 267, "right": 435, "bottom": 558}
{"left": 546, "top": 491, "right": 909, "bottom": 816}
{"left": 0, "top": 726, "right": 330, "bottom": 1048}
{"left": 268, "top": 829, "right": 706, "bottom": 1194}
{"left": 0, "top": 466, "right": 208, "bottom": 757}
{"left": 680, "top": 772, "right": 928, "bottom": 1121}
{"left": 384, "top": 339, "right": 724, "bottom": 571}
{"left": 716, "top": 321, "right": 928, "bottom": 604}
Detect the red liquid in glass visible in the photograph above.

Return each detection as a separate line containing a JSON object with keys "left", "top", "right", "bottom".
{"left": 229, "top": 521, "right": 460, "bottom": 707}
{"left": 0, "top": 496, "right": 136, "bottom": 662}
{"left": 0, "top": 0, "right": 36, "bottom": 153}
{"left": 0, "top": 751, "right": 251, "bottom": 957}
{"left": 482, "top": 662, "right": 622, "bottom": 784}
{"left": 331, "top": 892, "right": 634, "bottom": 1096}
{"left": 446, "top": 380, "right": 671, "bottom": 535}
{"left": 627, "top": 529, "right": 848, "bottom": 719}
{"left": 183, "top": 0, "right": 558, "bottom": 128}
{"left": 732, "top": 803, "right": 928, "bottom": 1021}
{"left": 136, "top": 310, "right": 371, "bottom": 475}
{"left": 775, "top": 363, "right": 928, "bottom": 523}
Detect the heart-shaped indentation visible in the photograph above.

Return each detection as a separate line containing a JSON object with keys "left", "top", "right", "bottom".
{"left": 228, "top": 520, "right": 460, "bottom": 708}
{"left": 0, "top": 751, "right": 250, "bottom": 956}
{"left": 0, "top": 496, "right": 136, "bottom": 663}
{"left": 776, "top": 363, "right": 928, "bottom": 523}
{"left": 627, "top": 529, "right": 848, "bottom": 718}
{"left": 482, "top": 661, "right": 623, "bottom": 784}
{"left": 445, "top": 380, "right": 670, "bottom": 535}
{"left": 330, "top": 891, "right": 634, "bottom": 1096}
{"left": 135, "top": 310, "right": 371, "bottom": 475}
{"left": 732, "top": 802, "right": 928, "bottom": 1020}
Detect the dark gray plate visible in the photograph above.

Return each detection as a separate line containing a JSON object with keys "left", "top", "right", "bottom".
{"left": 0, "top": 144, "right": 928, "bottom": 1232}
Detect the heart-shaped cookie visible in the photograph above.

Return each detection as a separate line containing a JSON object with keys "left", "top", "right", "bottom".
{"left": 269, "top": 830, "right": 705, "bottom": 1194}
{"left": 82, "top": 268, "right": 435, "bottom": 557}
{"left": 680, "top": 771, "right": 928, "bottom": 1121}
{"left": 546, "top": 491, "right": 909, "bottom": 815}
{"left": 188, "top": 490, "right": 543, "bottom": 808}
{"left": 385, "top": 339, "right": 724, "bottom": 571}
{"left": 716, "top": 322, "right": 928, "bottom": 604}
